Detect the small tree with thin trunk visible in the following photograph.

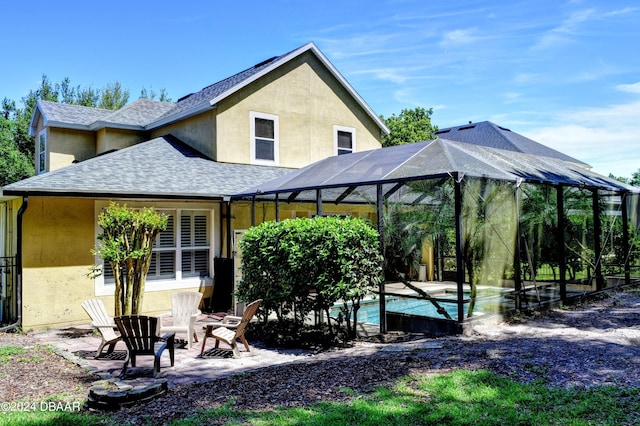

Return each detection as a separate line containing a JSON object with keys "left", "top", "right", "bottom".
{"left": 92, "top": 202, "right": 167, "bottom": 316}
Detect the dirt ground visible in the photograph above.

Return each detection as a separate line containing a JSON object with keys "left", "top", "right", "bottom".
{"left": 2, "top": 287, "right": 640, "bottom": 424}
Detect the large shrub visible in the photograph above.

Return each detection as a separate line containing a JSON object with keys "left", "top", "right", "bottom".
{"left": 237, "top": 216, "right": 383, "bottom": 339}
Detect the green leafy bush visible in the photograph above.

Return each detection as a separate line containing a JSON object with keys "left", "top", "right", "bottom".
{"left": 237, "top": 216, "right": 383, "bottom": 340}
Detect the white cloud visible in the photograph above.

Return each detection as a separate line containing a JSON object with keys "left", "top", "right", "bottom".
{"left": 355, "top": 67, "right": 411, "bottom": 84}
{"left": 523, "top": 100, "right": 640, "bottom": 177}
{"left": 603, "top": 7, "right": 640, "bottom": 17}
{"left": 617, "top": 82, "right": 640, "bottom": 94}
{"left": 439, "top": 28, "right": 480, "bottom": 47}
{"left": 532, "top": 8, "right": 596, "bottom": 50}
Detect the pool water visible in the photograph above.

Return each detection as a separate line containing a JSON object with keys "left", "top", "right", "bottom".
{"left": 331, "top": 296, "right": 465, "bottom": 325}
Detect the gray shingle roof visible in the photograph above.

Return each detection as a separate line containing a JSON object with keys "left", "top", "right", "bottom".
{"left": 3, "top": 136, "right": 294, "bottom": 198}
{"left": 37, "top": 101, "right": 112, "bottom": 126}
{"left": 31, "top": 42, "right": 389, "bottom": 136}
{"left": 32, "top": 99, "right": 175, "bottom": 134}
{"left": 434, "top": 121, "right": 587, "bottom": 165}
{"left": 94, "top": 99, "right": 175, "bottom": 127}
{"left": 153, "top": 55, "right": 283, "bottom": 123}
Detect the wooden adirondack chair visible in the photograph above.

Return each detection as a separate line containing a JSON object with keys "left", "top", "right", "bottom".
{"left": 157, "top": 291, "right": 202, "bottom": 349}
{"left": 81, "top": 299, "right": 122, "bottom": 359}
{"left": 200, "top": 299, "right": 262, "bottom": 358}
{"left": 114, "top": 315, "right": 175, "bottom": 378}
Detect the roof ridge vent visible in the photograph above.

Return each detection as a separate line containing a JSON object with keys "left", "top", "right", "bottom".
{"left": 254, "top": 56, "right": 278, "bottom": 68}
{"left": 497, "top": 126, "right": 511, "bottom": 132}
{"left": 177, "top": 93, "right": 194, "bottom": 102}
{"left": 459, "top": 125, "right": 475, "bottom": 131}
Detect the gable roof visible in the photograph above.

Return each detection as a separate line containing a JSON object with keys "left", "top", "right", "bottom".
{"left": 234, "top": 130, "right": 637, "bottom": 201}
{"left": 3, "top": 135, "right": 293, "bottom": 199}
{"left": 147, "top": 42, "right": 388, "bottom": 134}
{"left": 29, "top": 42, "right": 390, "bottom": 136}
{"left": 30, "top": 102, "right": 112, "bottom": 134}
{"left": 435, "top": 121, "right": 587, "bottom": 166}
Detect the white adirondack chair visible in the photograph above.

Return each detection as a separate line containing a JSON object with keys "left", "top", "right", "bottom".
{"left": 81, "top": 299, "right": 122, "bottom": 359}
{"left": 157, "top": 291, "right": 203, "bottom": 349}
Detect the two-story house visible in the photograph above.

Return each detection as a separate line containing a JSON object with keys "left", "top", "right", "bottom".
{"left": 0, "top": 42, "right": 389, "bottom": 330}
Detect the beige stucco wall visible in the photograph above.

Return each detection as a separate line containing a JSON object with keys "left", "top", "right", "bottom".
{"left": 21, "top": 197, "right": 96, "bottom": 329}
{"left": 20, "top": 197, "right": 218, "bottom": 330}
{"left": 215, "top": 51, "right": 382, "bottom": 167}
{"left": 96, "top": 128, "right": 147, "bottom": 155}
{"left": 150, "top": 111, "right": 217, "bottom": 159}
{"left": 45, "top": 128, "right": 96, "bottom": 172}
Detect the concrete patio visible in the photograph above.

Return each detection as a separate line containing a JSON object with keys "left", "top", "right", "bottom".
{"left": 29, "top": 313, "right": 439, "bottom": 390}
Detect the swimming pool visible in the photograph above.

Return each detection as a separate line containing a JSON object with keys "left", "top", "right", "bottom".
{"left": 331, "top": 295, "right": 465, "bottom": 325}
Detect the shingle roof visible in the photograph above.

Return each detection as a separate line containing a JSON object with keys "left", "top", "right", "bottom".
{"left": 30, "top": 42, "right": 390, "bottom": 136}
{"left": 152, "top": 55, "right": 283, "bottom": 124}
{"left": 31, "top": 99, "right": 174, "bottom": 134}
{"left": 434, "top": 121, "right": 587, "bottom": 165}
{"left": 36, "top": 101, "right": 112, "bottom": 126}
{"left": 148, "top": 42, "right": 388, "bottom": 134}
{"left": 3, "top": 136, "right": 294, "bottom": 199}
{"left": 94, "top": 99, "right": 175, "bottom": 127}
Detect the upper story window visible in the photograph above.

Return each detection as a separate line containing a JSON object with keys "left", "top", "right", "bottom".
{"left": 37, "top": 131, "right": 46, "bottom": 174}
{"left": 250, "top": 111, "right": 279, "bottom": 165}
{"left": 334, "top": 125, "right": 356, "bottom": 155}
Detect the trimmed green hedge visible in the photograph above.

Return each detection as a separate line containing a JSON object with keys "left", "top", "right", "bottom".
{"left": 237, "top": 216, "right": 383, "bottom": 338}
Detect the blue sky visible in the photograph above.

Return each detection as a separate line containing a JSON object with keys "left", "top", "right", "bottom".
{"left": 2, "top": 0, "right": 639, "bottom": 178}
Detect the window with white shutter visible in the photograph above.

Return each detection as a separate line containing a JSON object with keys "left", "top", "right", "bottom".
{"left": 103, "top": 209, "right": 210, "bottom": 283}
{"left": 180, "top": 211, "right": 210, "bottom": 278}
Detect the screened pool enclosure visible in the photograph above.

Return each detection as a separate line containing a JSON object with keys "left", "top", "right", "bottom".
{"left": 233, "top": 122, "right": 640, "bottom": 335}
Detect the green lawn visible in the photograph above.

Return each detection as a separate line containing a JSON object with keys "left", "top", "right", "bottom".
{"left": 3, "top": 369, "right": 639, "bottom": 426}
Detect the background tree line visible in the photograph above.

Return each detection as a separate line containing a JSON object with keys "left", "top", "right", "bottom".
{"left": 0, "top": 75, "right": 170, "bottom": 186}
{"left": 1, "top": 75, "right": 638, "bottom": 189}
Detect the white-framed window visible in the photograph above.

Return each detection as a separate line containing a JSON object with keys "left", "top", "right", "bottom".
{"left": 37, "top": 130, "right": 46, "bottom": 174}
{"left": 95, "top": 204, "right": 214, "bottom": 296}
{"left": 334, "top": 125, "right": 356, "bottom": 155}
{"left": 250, "top": 111, "right": 279, "bottom": 165}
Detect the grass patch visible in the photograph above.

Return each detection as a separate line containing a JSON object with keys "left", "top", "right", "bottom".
{"left": 0, "top": 346, "right": 28, "bottom": 363}
{"left": 171, "top": 370, "right": 640, "bottom": 425}
{"left": 2, "top": 370, "right": 639, "bottom": 425}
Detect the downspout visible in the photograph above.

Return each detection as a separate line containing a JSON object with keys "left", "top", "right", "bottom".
{"left": 224, "top": 198, "right": 232, "bottom": 259}
{"left": 0, "top": 196, "right": 27, "bottom": 332}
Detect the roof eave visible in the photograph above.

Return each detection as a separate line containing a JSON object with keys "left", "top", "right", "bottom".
{"left": 39, "top": 120, "right": 91, "bottom": 133}
{"left": 2, "top": 188, "right": 227, "bottom": 200}
{"left": 89, "top": 121, "right": 146, "bottom": 131}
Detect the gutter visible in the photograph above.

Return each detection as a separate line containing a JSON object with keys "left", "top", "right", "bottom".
{"left": 0, "top": 196, "right": 27, "bottom": 332}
